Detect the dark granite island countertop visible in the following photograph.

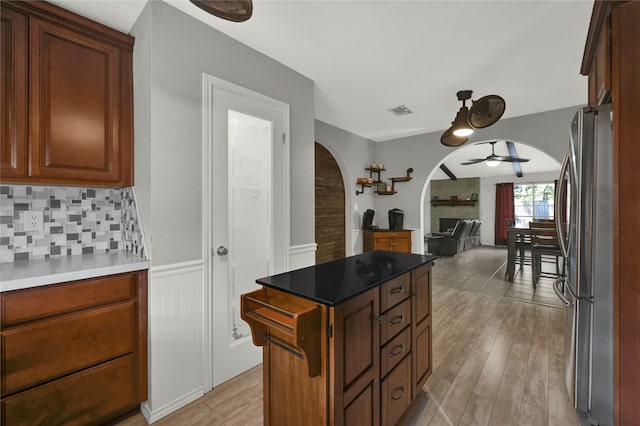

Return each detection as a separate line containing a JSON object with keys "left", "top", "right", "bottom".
{"left": 256, "top": 250, "right": 437, "bottom": 306}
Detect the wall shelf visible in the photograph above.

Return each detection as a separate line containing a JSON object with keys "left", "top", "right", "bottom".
{"left": 356, "top": 167, "right": 413, "bottom": 196}
{"left": 430, "top": 200, "right": 477, "bottom": 206}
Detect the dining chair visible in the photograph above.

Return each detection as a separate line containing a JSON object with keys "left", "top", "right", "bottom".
{"left": 529, "top": 222, "right": 565, "bottom": 287}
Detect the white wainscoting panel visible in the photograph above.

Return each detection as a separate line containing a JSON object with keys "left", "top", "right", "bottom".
{"left": 289, "top": 243, "right": 317, "bottom": 270}
{"left": 141, "top": 260, "right": 205, "bottom": 423}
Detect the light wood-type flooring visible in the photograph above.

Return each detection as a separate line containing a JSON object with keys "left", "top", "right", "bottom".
{"left": 118, "top": 246, "right": 580, "bottom": 425}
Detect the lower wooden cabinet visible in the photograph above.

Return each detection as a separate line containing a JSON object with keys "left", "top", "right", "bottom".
{"left": 242, "top": 262, "right": 433, "bottom": 425}
{"left": 363, "top": 229, "right": 412, "bottom": 253}
{"left": 0, "top": 271, "right": 148, "bottom": 425}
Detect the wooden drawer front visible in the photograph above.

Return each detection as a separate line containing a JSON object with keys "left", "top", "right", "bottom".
{"left": 380, "top": 273, "right": 409, "bottom": 312}
{"left": 2, "top": 301, "right": 135, "bottom": 395}
{"left": 1, "top": 354, "right": 137, "bottom": 426}
{"left": 381, "top": 353, "right": 411, "bottom": 426}
{"left": 1, "top": 273, "right": 136, "bottom": 326}
{"left": 372, "top": 231, "right": 410, "bottom": 241}
{"left": 380, "top": 299, "right": 410, "bottom": 345}
{"left": 380, "top": 326, "right": 410, "bottom": 378}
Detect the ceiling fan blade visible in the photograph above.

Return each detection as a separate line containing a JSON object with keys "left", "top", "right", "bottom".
{"left": 468, "top": 95, "right": 506, "bottom": 128}
{"left": 460, "top": 159, "right": 486, "bottom": 165}
{"left": 494, "top": 156, "right": 531, "bottom": 163}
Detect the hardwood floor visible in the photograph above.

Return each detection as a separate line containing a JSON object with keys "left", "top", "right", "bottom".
{"left": 118, "top": 247, "right": 579, "bottom": 425}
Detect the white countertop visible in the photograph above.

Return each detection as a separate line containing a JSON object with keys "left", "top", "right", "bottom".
{"left": 0, "top": 252, "right": 150, "bottom": 292}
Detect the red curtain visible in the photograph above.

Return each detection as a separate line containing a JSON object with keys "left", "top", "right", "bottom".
{"left": 495, "top": 183, "right": 514, "bottom": 245}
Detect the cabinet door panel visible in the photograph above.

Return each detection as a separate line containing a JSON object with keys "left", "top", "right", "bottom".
{"left": 412, "top": 265, "right": 431, "bottom": 326}
{"left": 2, "top": 301, "right": 135, "bottom": 395}
{"left": 28, "top": 17, "right": 123, "bottom": 184}
{"left": 412, "top": 321, "right": 431, "bottom": 395}
{"left": 331, "top": 289, "right": 380, "bottom": 426}
{"left": 1, "top": 355, "right": 137, "bottom": 426}
{"left": 411, "top": 264, "right": 432, "bottom": 396}
{"left": 0, "top": 7, "right": 28, "bottom": 177}
{"left": 394, "top": 237, "right": 412, "bottom": 253}
{"left": 344, "top": 383, "right": 374, "bottom": 426}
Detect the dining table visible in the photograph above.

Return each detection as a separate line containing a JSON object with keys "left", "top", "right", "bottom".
{"left": 506, "top": 226, "right": 530, "bottom": 282}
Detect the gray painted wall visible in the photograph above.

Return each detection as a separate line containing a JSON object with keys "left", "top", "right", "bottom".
{"left": 318, "top": 106, "right": 580, "bottom": 253}
{"left": 131, "top": 1, "right": 315, "bottom": 266}
{"left": 315, "top": 120, "right": 377, "bottom": 254}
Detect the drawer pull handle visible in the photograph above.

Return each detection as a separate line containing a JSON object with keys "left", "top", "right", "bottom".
{"left": 389, "top": 343, "right": 405, "bottom": 357}
{"left": 391, "top": 386, "right": 405, "bottom": 402}
{"left": 389, "top": 314, "right": 405, "bottom": 326}
{"left": 390, "top": 285, "right": 405, "bottom": 295}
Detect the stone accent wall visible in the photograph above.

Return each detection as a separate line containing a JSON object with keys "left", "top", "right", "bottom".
{"left": 430, "top": 178, "right": 480, "bottom": 231}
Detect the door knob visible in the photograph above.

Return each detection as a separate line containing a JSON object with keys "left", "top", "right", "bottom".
{"left": 216, "top": 246, "right": 229, "bottom": 256}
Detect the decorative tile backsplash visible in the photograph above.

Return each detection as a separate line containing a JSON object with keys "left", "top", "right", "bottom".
{"left": 0, "top": 185, "right": 147, "bottom": 263}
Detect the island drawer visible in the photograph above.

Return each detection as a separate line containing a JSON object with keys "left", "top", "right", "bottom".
{"left": 381, "top": 353, "right": 411, "bottom": 426}
{"left": 1, "top": 301, "right": 135, "bottom": 396}
{"left": 1, "top": 273, "right": 136, "bottom": 326}
{"left": 380, "top": 326, "right": 410, "bottom": 378}
{"left": 380, "top": 298, "right": 410, "bottom": 344}
{"left": 380, "top": 273, "right": 410, "bottom": 312}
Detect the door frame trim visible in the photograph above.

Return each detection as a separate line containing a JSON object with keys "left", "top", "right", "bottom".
{"left": 201, "top": 73, "right": 291, "bottom": 392}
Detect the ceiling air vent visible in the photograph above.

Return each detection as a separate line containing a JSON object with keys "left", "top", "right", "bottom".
{"left": 389, "top": 105, "right": 413, "bottom": 116}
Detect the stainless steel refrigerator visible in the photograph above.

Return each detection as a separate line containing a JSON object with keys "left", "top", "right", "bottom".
{"left": 553, "top": 105, "right": 613, "bottom": 425}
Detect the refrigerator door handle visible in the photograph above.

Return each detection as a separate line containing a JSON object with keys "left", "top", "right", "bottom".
{"left": 553, "top": 278, "right": 574, "bottom": 307}
{"left": 565, "top": 279, "right": 594, "bottom": 304}
{"left": 556, "top": 153, "right": 570, "bottom": 258}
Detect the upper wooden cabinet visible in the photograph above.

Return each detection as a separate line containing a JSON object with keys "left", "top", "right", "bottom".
{"left": 581, "top": 2, "right": 640, "bottom": 425}
{"left": 0, "top": 7, "right": 28, "bottom": 177}
{"left": 0, "top": 1, "right": 134, "bottom": 187}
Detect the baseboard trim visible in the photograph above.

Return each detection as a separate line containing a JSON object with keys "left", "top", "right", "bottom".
{"left": 140, "top": 386, "right": 205, "bottom": 424}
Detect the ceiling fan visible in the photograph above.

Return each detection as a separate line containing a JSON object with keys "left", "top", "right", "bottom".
{"left": 461, "top": 141, "right": 530, "bottom": 167}
{"left": 189, "top": 0, "right": 253, "bottom": 22}
{"left": 441, "top": 90, "right": 506, "bottom": 147}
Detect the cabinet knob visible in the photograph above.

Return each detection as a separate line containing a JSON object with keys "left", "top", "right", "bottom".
{"left": 390, "top": 386, "right": 405, "bottom": 402}
{"left": 390, "top": 285, "right": 405, "bottom": 295}
{"left": 389, "top": 314, "right": 405, "bottom": 326}
{"left": 389, "top": 343, "right": 405, "bottom": 357}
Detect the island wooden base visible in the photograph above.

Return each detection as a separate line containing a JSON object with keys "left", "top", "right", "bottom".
{"left": 242, "top": 263, "right": 433, "bottom": 426}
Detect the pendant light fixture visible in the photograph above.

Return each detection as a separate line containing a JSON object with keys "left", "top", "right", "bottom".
{"left": 441, "top": 90, "right": 506, "bottom": 147}
{"left": 189, "top": 0, "right": 253, "bottom": 22}
{"left": 450, "top": 90, "right": 474, "bottom": 137}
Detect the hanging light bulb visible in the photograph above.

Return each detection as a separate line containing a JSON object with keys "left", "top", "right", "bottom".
{"left": 451, "top": 106, "right": 474, "bottom": 137}
{"left": 486, "top": 159, "right": 500, "bottom": 167}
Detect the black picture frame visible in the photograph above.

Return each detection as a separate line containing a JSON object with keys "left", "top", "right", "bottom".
{"left": 471, "top": 193, "right": 478, "bottom": 201}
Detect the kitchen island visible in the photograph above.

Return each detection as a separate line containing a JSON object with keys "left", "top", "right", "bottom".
{"left": 241, "top": 251, "right": 436, "bottom": 426}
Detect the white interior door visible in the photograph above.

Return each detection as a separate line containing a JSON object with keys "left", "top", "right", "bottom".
{"left": 206, "top": 76, "right": 289, "bottom": 387}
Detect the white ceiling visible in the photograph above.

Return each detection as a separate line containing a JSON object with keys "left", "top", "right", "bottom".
{"left": 48, "top": 0, "right": 588, "bottom": 177}
{"left": 430, "top": 139, "right": 561, "bottom": 180}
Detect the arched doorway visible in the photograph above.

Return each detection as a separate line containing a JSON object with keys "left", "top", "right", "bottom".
{"left": 315, "top": 142, "right": 345, "bottom": 263}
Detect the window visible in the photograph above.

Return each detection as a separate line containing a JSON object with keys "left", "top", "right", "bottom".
{"left": 513, "top": 183, "right": 555, "bottom": 226}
